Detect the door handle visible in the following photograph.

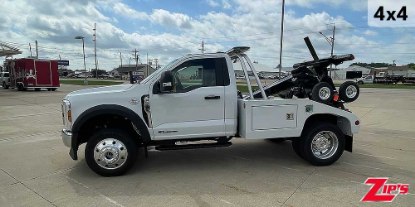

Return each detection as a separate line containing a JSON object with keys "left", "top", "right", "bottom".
{"left": 204, "top": 95, "right": 220, "bottom": 100}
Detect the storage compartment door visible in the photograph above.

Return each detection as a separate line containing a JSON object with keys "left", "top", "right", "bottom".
{"left": 35, "top": 61, "right": 52, "bottom": 86}
{"left": 252, "top": 105, "right": 297, "bottom": 130}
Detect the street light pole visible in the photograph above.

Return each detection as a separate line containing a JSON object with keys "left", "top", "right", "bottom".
{"left": 278, "top": 0, "right": 285, "bottom": 79}
{"left": 75, "top": 36, "right": 87, "bottom": 85}
{"left": 93, "top": 23, "right": 98, "bottom": 79}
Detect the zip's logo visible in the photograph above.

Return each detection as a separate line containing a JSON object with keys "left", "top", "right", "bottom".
{"left": 361, "top": 177, "right": 409, "bottom": 202}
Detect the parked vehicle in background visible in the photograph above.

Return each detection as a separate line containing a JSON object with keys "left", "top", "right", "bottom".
{"left": 356, "top": 75, "right": 373, "bottom": 84}
{"left": 402, "top": 71, "right": 415, "bottom": 84}
{"left": 5, "top": 58, "right": 60, "bottom": 91}
{"left": 373, "top": 72, "right": 401, "bottom": 84}
{"left": 1, "top": 71, "right": 10, "bottom": 89}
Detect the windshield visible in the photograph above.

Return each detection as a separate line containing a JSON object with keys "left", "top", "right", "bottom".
{"left": 140, "top": 57, "right": 182, "bottom": 84}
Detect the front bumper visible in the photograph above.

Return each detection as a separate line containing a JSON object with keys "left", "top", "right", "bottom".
{"left": 61, "top": 129, "right": 72, "bottom": 147}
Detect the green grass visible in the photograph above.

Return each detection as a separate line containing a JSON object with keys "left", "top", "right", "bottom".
{"left": 237, "top": 85, "right": 259, "bottom": 93}
{"left": 60, "top": 79, "right": 123, "bottom": 86}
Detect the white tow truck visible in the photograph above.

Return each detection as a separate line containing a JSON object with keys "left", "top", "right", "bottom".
{"left": 61, "top": 44, "right": 360, "bottom": 176}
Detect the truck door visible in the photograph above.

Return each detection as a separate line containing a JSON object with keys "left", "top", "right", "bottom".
{"left": 150, "top": 57, "right": 228, "bottom": 140}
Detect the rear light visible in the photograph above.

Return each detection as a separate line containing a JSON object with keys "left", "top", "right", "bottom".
{"left": 355, "top": 120, "right": 360, "bottom": 125}
{"left": 333, "top": 93, "right": 339, "bottom": 102}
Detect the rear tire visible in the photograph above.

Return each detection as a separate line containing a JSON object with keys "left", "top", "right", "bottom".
{"left": 2, "top": 82, "right": 9, "bottom": 89}
{"left": 339, "top": 81, "right": 360, "bottom": 103}
{"left": 85, "top": 129, "right": 138, "bottom": 176}
{"left": 291, "top": 139, "right": 304, "bottom": 159}
{"left": 299, "top": 122, "right": 345, "bottom": 166}
{"left": 17, "top": 84, "right": 23, "bottom": 91}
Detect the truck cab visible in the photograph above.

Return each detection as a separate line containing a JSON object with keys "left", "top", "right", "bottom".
{"left": 61, "top": 47, "right": 360, "bottom": 176}
{"left": 356, "top": 75, "right": 374, "bottom": 84}
{"left": 1, "top": 71, "right": 10, "bottom": 89}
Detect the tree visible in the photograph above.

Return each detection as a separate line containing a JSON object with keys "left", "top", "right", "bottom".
{"left": 408, "top": 63, "right": 415, "bottom": 70}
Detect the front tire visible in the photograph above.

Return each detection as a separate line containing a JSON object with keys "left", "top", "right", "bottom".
{"left": 85, "top": 129, "right": 138, "bottom": 176}
{"left": 299, "top": 123, "right": 345, "bottom": 166}
{"left": 2, "top": 82, "right": 9, "bottom": 89}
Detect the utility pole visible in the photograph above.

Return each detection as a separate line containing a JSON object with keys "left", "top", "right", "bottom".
{"left": 35, "top": 40, "right": 38, "bottom": 59}
{"left": 278, "top": 0, "right": 285, "bottom": 79}
{"left": 319, "top": 24, "right": 336, "bottom": 77}
{"left": 199, "top": 40, "right": 205, "bottom": 53}
{"left": 119, "top": 52, "right": 123, "bottom": 68}
{"left": 146, "top": 52, "right": 149, "bottom": 77}
{"left": 330, "top": 25, "right": 336, "bottom": 77}
{"left": 29, "top": 43, "right": 33, "bottom": 57}
{"left": 154, "top": 58, "right": 158, "bottom": 70}
{"left": 133, "top": 49, "right": 139, "bottom": 71}
{"left": 93, "top": 23, "right": 98, "bottom": 79}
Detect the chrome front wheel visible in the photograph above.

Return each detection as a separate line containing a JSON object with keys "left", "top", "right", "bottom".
{"left": 85, "top": 129, "right": 137, "bottom": 176}
{"left": 94, "top": 138, "right": 128, "bottom": 170}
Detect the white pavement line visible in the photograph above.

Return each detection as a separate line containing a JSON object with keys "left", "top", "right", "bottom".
{"left": 279, "top": 166, "right": 303, "bottom": 172}
{"left": 354, "top": 152, "right": 397, "bottom": 160}
{"left": 29, "top": 167, "right": 77, "bottom": 181}
{"left": 0, "top": 112, "right": 57, "bottom": 121}
{"left": 220, "top": 199, "right": 235, "bottom": 206}
{"left": 0, "top": 131, "right": 58, "bottom": 142}
{"left": 65, "top": 176, "right": 125, "bottom": 207}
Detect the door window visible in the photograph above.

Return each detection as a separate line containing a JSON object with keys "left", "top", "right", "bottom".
{"left": 171, "top": 58, "right": 228, "bottom": 93}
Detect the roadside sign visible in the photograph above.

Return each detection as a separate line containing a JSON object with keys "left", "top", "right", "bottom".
{"left": 58, "top": 60, "right": 69, "bottom": 66}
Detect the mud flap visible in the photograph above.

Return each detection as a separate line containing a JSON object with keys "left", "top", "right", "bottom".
{"left": 69, "top": 148, "right": 78, "bottom": 160}
{"left": 345, "top": 135, "right": 353, "bottom": 152}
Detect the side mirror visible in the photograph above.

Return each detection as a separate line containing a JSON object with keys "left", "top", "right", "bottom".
{"left": 159, "top": 71, "right": 174, "bottom": 93}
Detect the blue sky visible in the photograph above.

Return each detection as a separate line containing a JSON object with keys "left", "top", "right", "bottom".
{"left": 1, "top": 0, "right": 414, "bottom": 71}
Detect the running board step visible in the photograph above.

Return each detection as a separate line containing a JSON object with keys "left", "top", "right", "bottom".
{"left": 155, "top": 142, "right": 232, "bottom": 151}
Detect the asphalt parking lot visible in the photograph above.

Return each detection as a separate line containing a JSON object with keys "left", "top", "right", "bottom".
{"left": 0, "top": 84, "right": 414, "bottom": 207}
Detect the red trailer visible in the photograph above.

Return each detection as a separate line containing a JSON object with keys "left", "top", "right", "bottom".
{"left": 7, "top": 58, "right": 60, "bottom": 91}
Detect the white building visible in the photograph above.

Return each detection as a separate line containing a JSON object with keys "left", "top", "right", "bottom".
{"left": 332, "top": 65, "right": 372, "bottom": 80}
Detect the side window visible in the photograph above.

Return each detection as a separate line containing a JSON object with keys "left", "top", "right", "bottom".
{"left": 171, "top": 58, "right": 228, "bottom": 93}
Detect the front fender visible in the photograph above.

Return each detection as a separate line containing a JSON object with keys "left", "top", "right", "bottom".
{"left": 70, "top": 104, "right": 151, "bottom": 160}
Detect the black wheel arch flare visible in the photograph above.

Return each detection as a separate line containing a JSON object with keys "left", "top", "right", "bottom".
{"left": 69, "top": 104, "right": 151, "bottom": 160}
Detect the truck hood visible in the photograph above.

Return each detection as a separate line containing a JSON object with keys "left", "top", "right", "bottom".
{"left": 67, "top": 84, "right": 134, "bottom": 97}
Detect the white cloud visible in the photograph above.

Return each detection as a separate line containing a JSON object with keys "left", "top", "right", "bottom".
{"left": 149, "top": 9, "right": 193, "bottom": 29}
{"left": 363, "top": 30, "right": 377, "bottom": 36}
{"left": 287, "top": 0, "right": 366, "bottom": 11}
{"left": 222, "top": 0, "right": 231, "bottom": 9}
{"left": 206, "top": 0, "right": 220, "bottom": 7}
{"left": 113, "top": 2, "right": 148, "bottom": 20}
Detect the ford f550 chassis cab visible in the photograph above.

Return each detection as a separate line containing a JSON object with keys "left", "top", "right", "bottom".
{"left": 61, "top": 46, "right": 360, "bottom": 176}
